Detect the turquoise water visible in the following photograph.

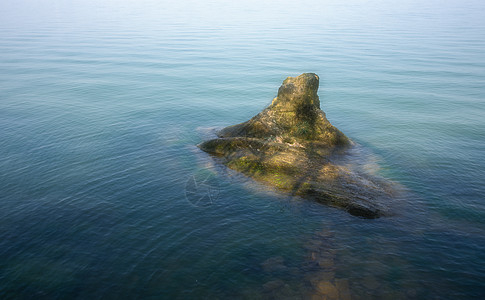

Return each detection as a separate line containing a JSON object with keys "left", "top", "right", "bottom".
{"left": 1, "top": 0, "right": 485, "bottom": 298}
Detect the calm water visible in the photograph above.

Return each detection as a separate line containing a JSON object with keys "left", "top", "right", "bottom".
{"left": 1, "top": 0, "right": 485, "bottom": 298}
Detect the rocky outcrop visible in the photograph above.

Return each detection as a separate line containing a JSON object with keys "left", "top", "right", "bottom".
{"left": 198, "top": 73, "right": 395, "bottom": 218}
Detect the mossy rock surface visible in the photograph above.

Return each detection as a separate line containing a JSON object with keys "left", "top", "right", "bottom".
{"left": 199, "top": 73, "right": 395, "bottom": 218}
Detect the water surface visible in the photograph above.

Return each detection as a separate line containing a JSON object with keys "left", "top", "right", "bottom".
{"left": 1, "top": 0, "right": 485, "bottom": 298}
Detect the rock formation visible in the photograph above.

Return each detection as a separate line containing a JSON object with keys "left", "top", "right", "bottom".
{"left": 198, "top": 73, "right": 395, "bottom": 218}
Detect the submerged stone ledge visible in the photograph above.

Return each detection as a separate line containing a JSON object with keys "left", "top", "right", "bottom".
{"left": 198, "top": 73, "right": 395, "bottom": 218}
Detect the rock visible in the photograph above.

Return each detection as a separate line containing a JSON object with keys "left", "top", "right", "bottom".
{"left": 309, "top": 293, "right": 327, "bottom": 300}
{"left": 261, "top": 256, "right": 287, "bottom": 273}
{"left": 310, "top": 252, "right": 317, "bottom": 261}
{"left": 304, "top": 240, "right": 324, "bottom": 252}
{"left": 217, "top": 73, "right": 347, "bottom": 146}
{"left": 315, "top": 229, "right": 333, "bottom": 238}
{"left": 318, "top": 272, "right": 336, "bottom": 282}
{"left": 335, "top": 279, "right": 352, "bottom": 300}
{"left": 274, "top": 283, "right": 299, "bottom": 300}
{"left": 362, "top": 276, "right": 380, "bottom": 290}
{"left": 315, "top": 280, "right": 339, "bottom": 299}
{"left": 263, "top": 279, "right": 285, "bottom": 292}
{"left": 308, "top": 272, "right": 336, "bottom": 290}
{"left": 317, "top": 258, "right": 334, "bottom": 269}
{"left": 198, "top": 73, "right": 396, "bottom": 218}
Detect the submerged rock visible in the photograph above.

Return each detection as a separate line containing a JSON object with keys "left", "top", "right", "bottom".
{"left": 261, "top": 256, "right": 287, "bottom": 273}
{"left": 198, "top": 73, "right": 396, "bottom": 218}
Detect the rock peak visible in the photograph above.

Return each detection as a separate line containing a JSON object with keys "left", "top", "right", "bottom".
{"left": 273, "top": 73, "right": 320, "bottom": 110}
{"left": 218, "top": 73, "right": 348, "bottom": 146}
{"left": 198, "top": 73, "right": 397, "bottom": 218}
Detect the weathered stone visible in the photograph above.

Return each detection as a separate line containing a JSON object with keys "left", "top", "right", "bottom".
{"left": 335, "top": 279, "right": 352, "bottom": 300}
{"left": 316, "top": 230, "right": 333, "bottom": 238}
{"left": 310, "top": 252, "right": 318, "bottom": 261}
{"left": 199, "top": 73, "right": 397, "bottom": 218}
{"left": 309, "top": 293, "right": 327, "bottom": 300}
{"left": 315, "top": 280, "right": 339, "bottom": 299}
{"left": 308, "top": 272, "right": 336, "bottom": 289}
{"left": 304, "top": 239, "right": 324, "bottom": 253}
{"left": 261, "top": 256, "right": 287, "bottom": 273}
{"left": 317, "top": 258, "right": 334, "bottom": 269}
{"left": 319, "top": 249, "right": 337, "bottom": 259}
{"left": 362, "top": 276, "right": 381, "bottom": 290}
{"left": 274, "top": 284, "right": 299, "bottom": 300}
{"left": 318, "top": 272, "right": 336, "bottom": 282}
{"left": 263, "top": 279, "right": 285, "bottom": 292}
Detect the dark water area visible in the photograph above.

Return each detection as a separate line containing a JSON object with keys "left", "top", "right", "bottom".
{"left": 1, "top": 0, "right": 485, "bottom": 298}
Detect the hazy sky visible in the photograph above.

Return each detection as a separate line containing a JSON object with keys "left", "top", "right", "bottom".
{"left": 3, "top": 0, "right": 482, "bottom": 32}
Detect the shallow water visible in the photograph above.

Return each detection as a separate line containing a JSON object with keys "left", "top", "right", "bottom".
{"left": 1, "top": 0, "right": 485, "bottom": 298}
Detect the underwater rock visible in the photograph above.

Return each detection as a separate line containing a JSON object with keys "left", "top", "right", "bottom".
{"left": 261, "top": 256, "right": 287, "bottom": 273}
{"left": 315, "top": 280, "right": 340, "bottom": 299}
{"left": 262, "top": 279, "right": 285, "bottom": 292}
{"left": 335, "top": 279, "right": 352, "bottom": 300}
{"left": 199, "top": 73, "right": 395, "bottom": 218}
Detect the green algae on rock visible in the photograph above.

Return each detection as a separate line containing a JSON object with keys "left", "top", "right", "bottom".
{"left": 198, "top": 73, "right": 395, "bottom": 218}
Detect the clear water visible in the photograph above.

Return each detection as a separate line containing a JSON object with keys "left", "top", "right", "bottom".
{"left": 1, "top": 0, "right": 485, "bottom": 298}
